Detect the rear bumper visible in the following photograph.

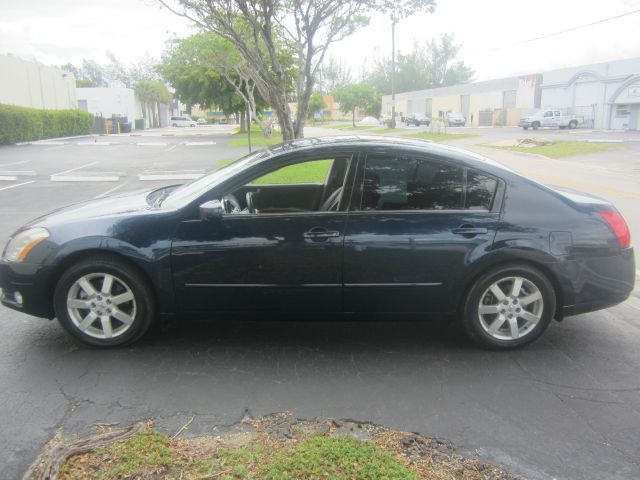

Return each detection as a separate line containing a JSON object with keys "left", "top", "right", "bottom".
{"left": 0, "top": 261, "right": 55, "bottom": 319}
{"left": 557, "top": 247, "right": 635, "bottom": 317}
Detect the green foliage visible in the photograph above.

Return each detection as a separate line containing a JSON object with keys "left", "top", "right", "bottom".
{"left": 228, "top": 134, "right": 284, "bottom": 147}
{"left": 0, "top": 104, "right": 93, "bottom": 145}
{"left": 363, "top": 34, "right": 473, "bottom": 94}
{"left": 333, "top": 83, "right": 377, "bottom": 126}
{"left": 262, "top": 435, "right": 421, "bottom": 479}
{"left": 308, "top": 92, "right": 326, "bottom": 119}
{"left": 134, "top": 80, "right": 170, "bottom": 104}
{"left": 75, "top": 79, "right": 96, "bottom": 88}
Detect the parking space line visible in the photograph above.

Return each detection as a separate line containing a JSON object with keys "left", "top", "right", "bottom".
{"left": 0, "top": 176, "right": 18, "bottom": 181}
{"left": 165, "top": 144, "right": 179, "bottom": 152}
{"left": 185, "top": 141, "right": 216, "bottom": 146}
{"left": 0, "top": 180, "right": 35, "bottom": 192}
{"left": 51, "top": 175, "right": 120, "bottom": 182}
{"left": 0, "top": 160, "right": 31, "bottom": 168}
{"left": 51, "top": 162, "right": 98, "bottom": 177}
{"left": 137, "top": 142, "right": 168, "bottom": 147}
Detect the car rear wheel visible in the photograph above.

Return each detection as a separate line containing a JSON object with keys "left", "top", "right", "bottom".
{"left": 532, "top": 122, "right": 540, "bottom": 130}
{"left": 569, "top": 120, "right": 578, "bottom": 129}
{"left": 54, "top": 255, "right": 155, "bottom": 347}
{"left": 462, "top": 264, "right": 556, "bottom": 349}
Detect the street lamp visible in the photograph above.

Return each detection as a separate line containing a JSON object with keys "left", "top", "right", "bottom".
{"left": 391, "top": 20, "right": 396, "bottom": 129}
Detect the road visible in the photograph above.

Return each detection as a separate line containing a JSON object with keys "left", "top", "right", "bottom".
{"left": 0, "top": 126, "right": 639, "bottom": 479}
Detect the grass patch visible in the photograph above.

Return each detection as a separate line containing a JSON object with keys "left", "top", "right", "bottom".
{"left": 252, "top": 159, "right": 332, "bottom": 184}
{"left": 264, "top": 435, "right": 420, "bottom": 479}
{"left": 483, "top": 140, "right": 624, "bottom": 158}
{"left": 323, "top": 124, "right": 376, "bottom": 131}
{"left": 49, "top": 415, "right": 518, "bottom": 480}
{"left": 401, "top": 132, "right": 478, "bottom": 142}
{"left": 368, "top": 127, "right": 407, "bottom": 134}
{"left": 228, "top": 133, "right": 283, "bottom": 147}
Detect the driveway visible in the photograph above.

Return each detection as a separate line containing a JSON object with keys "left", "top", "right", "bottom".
{"left": 1, "top": 128, "right": 639, "bottom": 479}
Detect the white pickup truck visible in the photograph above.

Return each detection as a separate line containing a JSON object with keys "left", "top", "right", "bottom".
{"left": 518, "top": 109, "right": 581, "bottom": 130}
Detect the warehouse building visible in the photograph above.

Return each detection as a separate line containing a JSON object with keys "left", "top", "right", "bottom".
{"left": 381, "top": 57, "right": 640, "bottom": 130}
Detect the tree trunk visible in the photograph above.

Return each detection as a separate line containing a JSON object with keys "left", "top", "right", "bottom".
{"left": 352, "top": 109, "right": 356, "bottom": 128}
{"left": 239, "top": 109, "right": 246, "bottom": 133}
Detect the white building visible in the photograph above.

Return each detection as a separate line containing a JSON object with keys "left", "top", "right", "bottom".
{"left": 0, "top": 54, "right": 76, "bottom": 109}
{"left": 76, "top": 87, "right": 141, "bottom": 128}
{"left": 540, "top": 58, "right": 640, "bottom": 130}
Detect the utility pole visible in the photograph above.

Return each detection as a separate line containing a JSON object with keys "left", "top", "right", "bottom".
{"left": 247, "top": 103, "right": 252, "bottom": 153}
{"left": 390, "top": 20, "right": 396, "bottom": 129}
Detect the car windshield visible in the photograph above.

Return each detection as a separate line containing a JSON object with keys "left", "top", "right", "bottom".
{"left": 160, "top": 149, "right": 271, "bottom": 209}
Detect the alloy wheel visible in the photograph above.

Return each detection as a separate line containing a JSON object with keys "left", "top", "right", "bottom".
{"left": 477, "top": 276, "right": 544, "bottom": 341}
{"left": 66, "top": 273, "right": 137, "bottom": 339}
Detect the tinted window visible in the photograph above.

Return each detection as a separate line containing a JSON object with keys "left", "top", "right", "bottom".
{"left": 361, "top": 156, "right": 463, "bottom": 211}
{"left": 466, "top": 170, "right": 498, "bottom": 210}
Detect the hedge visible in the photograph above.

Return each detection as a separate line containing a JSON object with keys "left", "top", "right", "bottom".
{"left": 0, "top": 104, "right": 94, "bottom": 145}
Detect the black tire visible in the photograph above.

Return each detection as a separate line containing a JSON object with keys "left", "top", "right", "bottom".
{"left": 522, "top": 126, "right": 529, "bottom": 130}
{"left": 532, "top": 122, "right": 540, "bottom": 130}
{"left": 461, "top": 264, "right": 556, "bottom": 350}
{"left": 569, "top": 120, "right": 577, "bottom": 129}
{"left": 53, "top": 255, "right": 155, "bottom": 348}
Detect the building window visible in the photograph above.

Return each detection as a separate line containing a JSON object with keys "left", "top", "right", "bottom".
{"left": 78, "top": 99, "right": 88, "bottom": 112}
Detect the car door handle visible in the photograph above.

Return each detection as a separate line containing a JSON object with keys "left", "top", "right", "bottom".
{"left": 452, "top": 225, "right": 488, "bottom": 236}
{"left": 304, "top": 228, "right": 340, "bottom": 240}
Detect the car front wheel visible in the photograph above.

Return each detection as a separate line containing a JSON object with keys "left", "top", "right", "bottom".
{"left": 54, "top": 255, "right": 155, "bottom": 347}
{"left": 462, "top": 264, "right": 556, "bottom": 349}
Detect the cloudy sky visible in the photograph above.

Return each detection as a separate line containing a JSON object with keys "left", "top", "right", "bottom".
{"left": 1, "top": 0, "right": 640, "bottom": 81}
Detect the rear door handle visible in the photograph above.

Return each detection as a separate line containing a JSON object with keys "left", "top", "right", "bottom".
{"left": 304, "top": 227, "right": 340, "bottom": 240}
{"left": 452, "top": 225, "right": 488, "bottom": 236}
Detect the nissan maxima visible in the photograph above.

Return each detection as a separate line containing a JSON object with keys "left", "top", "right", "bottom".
{"left": 0, "top": 136, "right": 635, "bottom": 349}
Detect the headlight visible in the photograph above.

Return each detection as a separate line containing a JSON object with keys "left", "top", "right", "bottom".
{"left": 3, "top": 227, "right": 50, "bottom": 262}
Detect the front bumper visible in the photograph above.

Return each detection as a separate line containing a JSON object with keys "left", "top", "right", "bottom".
{"left": 0, "top": 261, "right": 55, "bottom": 319}
{"left": 518, "top": 120, "right": 533, "bottom": 128}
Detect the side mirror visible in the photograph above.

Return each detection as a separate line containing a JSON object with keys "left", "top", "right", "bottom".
{"left": 199, "top": 200, "right": 223, "bottom": 221}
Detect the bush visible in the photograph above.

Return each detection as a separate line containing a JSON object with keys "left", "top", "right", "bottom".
{"left": 0, "top": 104, "right": 94, "bottom": 145}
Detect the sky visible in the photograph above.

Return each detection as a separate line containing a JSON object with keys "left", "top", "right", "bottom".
{"left": 1, "top": 0, "right": 640, "bottom": 82}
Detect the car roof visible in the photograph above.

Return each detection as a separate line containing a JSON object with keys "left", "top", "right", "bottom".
{"left": 266, "top": 135, "right": 512, "bottom": 173}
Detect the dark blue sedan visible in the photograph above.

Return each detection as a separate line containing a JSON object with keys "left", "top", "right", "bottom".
{"left": 0, "top": 136, "right": 635, "bottom": 349}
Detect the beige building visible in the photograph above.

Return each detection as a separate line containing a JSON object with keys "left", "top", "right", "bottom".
{"left": 381, "top": 75, "right": 542, "bottom": 127}
{"left": 0, "top": 54, "right": 77, "bottom": 110}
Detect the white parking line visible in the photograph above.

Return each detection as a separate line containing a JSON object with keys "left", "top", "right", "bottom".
{"left": 165, "top": 144, "right": 179, "bottom": 152}
{"left": 51, "top": 162, "right": 98, "bottom": 177}
{"left": 0, "top": 160, "right": 32, "bottom": 168}
{"left": 0, "top": 171, "right": 37, "bottom": 177}
{"left": 0, "top": 176, "right": 18, "bottom": 181}
{"left": 137, "top": 142, "right": 168, "bottom": 147}
{"left": 0, "top": 180, "right": 35, "bottom": 192}
{"left": 51, "top": 175, "right": 120, "bottom": 182}
{"left": 185, "top": 141, "right": 216, "bottom": 146}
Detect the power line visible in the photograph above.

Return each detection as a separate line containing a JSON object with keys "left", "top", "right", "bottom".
{"left": 462, "top": 8, "right": 640, "bottom": 57}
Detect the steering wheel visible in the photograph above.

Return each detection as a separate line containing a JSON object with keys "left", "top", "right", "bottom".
{"left": 245, "top": 191, "right": 256, "bottom": 214}
{"left": 221, "top": 194, "right": 242, "bottom": 214}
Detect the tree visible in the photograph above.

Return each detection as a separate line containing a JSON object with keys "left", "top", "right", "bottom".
{"left": 362, "top": 34, "right": 474, "bottom": 94}
{"left": 157, "top": 33, "right": 273, "bottom": 133}
{"left": 159, "top": 0, "right": 435, "bottom": 140}
{"left": 134, "top": 80, "right": 171, "bottom": 128}
{"left": 308, "top": 92, "right": 326, "bottom": 120}
{"left": 317, "top": 56, "right": 352, "bottom": 94}
{"left": 333, "top": 83, "right": 376, "bottom": 127}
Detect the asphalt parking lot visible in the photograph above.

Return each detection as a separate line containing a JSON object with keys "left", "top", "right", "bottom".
{"left": 1, "top": 126, "right": 639, "bottom": 479}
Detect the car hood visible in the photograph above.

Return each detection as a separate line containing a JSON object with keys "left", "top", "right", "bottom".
{"left": 24, "top": 189, "right": 159, "bottom": 230}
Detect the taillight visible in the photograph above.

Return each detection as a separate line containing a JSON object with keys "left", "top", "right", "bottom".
{"left": 600, "top": 210, "right": 631, "bottom": 249}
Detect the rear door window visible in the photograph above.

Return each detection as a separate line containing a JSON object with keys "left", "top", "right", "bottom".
{"left": 358, "top": 154, "right": 498, "bottom": 212}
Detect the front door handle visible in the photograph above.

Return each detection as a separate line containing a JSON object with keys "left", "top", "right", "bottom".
{"left": 452, "top": 225, "right": 488, "bottom": 236}
{"left": 304, "top": 227, "right": 340, "bottom": 241}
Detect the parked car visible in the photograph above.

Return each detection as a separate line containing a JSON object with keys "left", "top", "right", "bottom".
{"left": 170, "top": 116, "right": 196, "bottom": 127}
{"left": 519, "top": 109, "right": 581, "bottom": 130}
{"left": 196, "top": 118, "right": 206, "bottom": 125}
{"left": 446, "top": 112, "right": 466, "bottom": 126}
{"left": 0, "top": 137, "right": 634, "bottom": 349}
{"left": 405, "top": 113, "right": 431, "bottom": 126}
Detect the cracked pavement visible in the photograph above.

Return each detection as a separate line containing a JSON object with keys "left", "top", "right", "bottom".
{"left": 1, "top": 129, "right": 640, "bottom": 479}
